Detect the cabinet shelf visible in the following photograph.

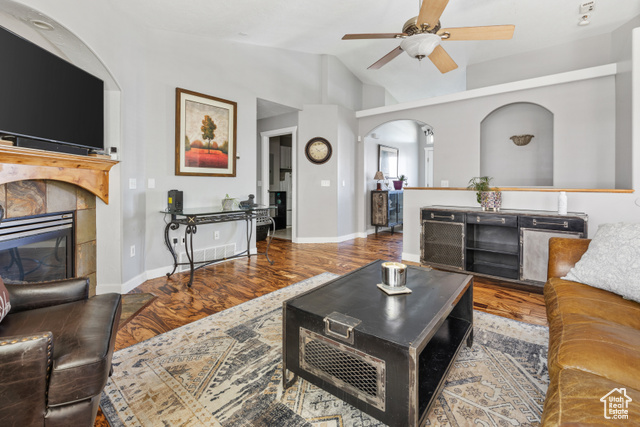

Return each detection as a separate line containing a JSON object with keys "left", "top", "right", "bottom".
{"left": 466, "top": 241, "right": 519, "bottom": 255}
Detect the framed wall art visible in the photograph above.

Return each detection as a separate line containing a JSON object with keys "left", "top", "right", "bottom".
{"left": 175, "top": 88, "right": 237, "bottom": 176}
{"left": 378, "top": 145, "right": 398, "bottom": 179}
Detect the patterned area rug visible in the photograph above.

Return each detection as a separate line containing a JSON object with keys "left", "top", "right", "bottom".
{"left": 101, "top": 273, "right": 549, "bottom": 426}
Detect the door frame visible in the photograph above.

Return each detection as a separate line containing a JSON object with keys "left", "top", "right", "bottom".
{"left": 260, "top": 126, "right": 298, "bottom": 242}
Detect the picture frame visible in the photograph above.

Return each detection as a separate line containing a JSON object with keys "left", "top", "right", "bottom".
{"left": 175, "top": 88, "right": 237, "bottom": 176}
{"left": 378, "top": 145, "right": 399, "bottom": 179}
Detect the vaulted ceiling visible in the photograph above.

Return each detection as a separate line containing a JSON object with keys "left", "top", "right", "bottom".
{"left": 111, "top": 0, "right": 640, "bottom": 103}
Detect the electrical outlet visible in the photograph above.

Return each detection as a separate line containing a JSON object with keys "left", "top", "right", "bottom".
{"left": 130, "top": 245, "right": 135, "bottom": 257}
{"left": 172, "top": 237, "right": 178, "bottom": 245}
{"left": 214, "top": 231, "right": 220, "bottom": 240}
{"left": 148, "top": 178, "right": 156, "bottom": 189}
{"left": 181, "top": 237, "right": 185, "bottom": 245}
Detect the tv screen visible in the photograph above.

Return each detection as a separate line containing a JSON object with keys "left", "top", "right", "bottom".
{"left": 0, "top": 26, "right": 104, "bottom": 151}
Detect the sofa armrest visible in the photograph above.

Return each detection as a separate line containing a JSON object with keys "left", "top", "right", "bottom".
{"left": 547, "top": 237, "right": 592, "bottom": 280}
{"left": 6, "top": 278, "right": 89, "bottom": 314}
{"left": 0, "top": 332, "right": 52, "bottom": 425}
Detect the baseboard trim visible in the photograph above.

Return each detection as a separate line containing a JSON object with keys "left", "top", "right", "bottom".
{"left": 96, "top": 246, "right": 259, "bottom": 294}
{"left": 402, "top": 252, "right": 420, "bottom": 264}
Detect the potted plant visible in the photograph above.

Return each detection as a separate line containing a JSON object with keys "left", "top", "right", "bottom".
{"left": 467, "top": 176, "right": 501, "bottom": 211}
{"left": 393, "top": 175, "right": 407, "bottom": 190}
{"left": 221, "top": 194, "right": 237, "bottom": 211}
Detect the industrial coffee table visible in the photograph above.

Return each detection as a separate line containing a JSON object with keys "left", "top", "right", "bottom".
{"left": 282, "top": 260, "right": 473, "bottom": 426}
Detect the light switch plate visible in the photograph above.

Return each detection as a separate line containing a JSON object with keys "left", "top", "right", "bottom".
{"left": 321, "top": 180, "right": 330, "bottom": 187}
{"left": 129, "top": 178, "right": 137, "bottom": 190}
{"left": 440, "top": 180, "right": 449, "bottom": 187}
{"left": 147, "top": 178, "right": 155, "bottom": 189}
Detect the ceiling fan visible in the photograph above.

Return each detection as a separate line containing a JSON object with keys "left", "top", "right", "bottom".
{"left": 342, "top": 0, "right": 515, "bottom": 73}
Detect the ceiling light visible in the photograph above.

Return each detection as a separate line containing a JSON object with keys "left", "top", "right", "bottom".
{"left": 30, "top": 19, "right": 54, "bottom": 31}
{"left": 578, "top": 15, "right": 590, "bottom": 26}
{"left": 400, "top": 33, "right": 441, "bottom": 60}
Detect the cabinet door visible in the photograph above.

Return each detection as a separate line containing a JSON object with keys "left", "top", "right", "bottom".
{"left": 520, "top": 228, "right": 582, "bottom": 283}
{"left": 421, "top": 220, "right": 465, "bottom": 269}
{"left": 397, "top": 192, "right": 403, "bottom": 225}
{"left": 371, "top": 192, "right": 388, "bottom": 226}
{"left": 388, "top": 193, "right": 397, "bottom": 225}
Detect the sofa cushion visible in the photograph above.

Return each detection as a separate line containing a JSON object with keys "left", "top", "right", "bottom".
{"left": 542, "top": 368, "right": 640, "bottom": 426}
{"left": 0, "top": 277, "right": 10, "bottom": 323}
{"left": 545, "top": 277, "right": 640, "bottom": 329}
{"left": 547, "top": 312, "right": 640, "bottom": 390}
{"left": 563, "top": 222, "right": 640, "bottom": 303}
{"left": 0, "top": 293, "right": 121, "bottom": 405}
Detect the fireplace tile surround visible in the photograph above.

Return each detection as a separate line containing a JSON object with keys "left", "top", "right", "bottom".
{"left": 0, "top": 180, "right": 98, "bottom": 295}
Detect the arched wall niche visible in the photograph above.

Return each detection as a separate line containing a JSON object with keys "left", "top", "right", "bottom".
{"left": 480, "top": 102, "right": 553, "bottom": 187}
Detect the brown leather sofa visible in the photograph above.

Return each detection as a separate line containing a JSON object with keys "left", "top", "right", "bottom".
{"left": 542, "top": 237, "right": 640, "bottom": 425}
{"left": 0, "top": 277, "right": 121, "bottom": 426}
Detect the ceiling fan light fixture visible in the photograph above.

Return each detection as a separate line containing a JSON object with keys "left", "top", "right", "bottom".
{"left": 400, "top": 33, "right": 441, "bottom": 60}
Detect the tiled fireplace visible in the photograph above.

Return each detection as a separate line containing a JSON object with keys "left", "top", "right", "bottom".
{"left": 0, "top": 180, "right": 98, "bottom": 294}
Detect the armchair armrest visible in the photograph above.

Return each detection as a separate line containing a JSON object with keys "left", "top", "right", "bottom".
{"left": 547, "top": 237, "right": 592, "bottom": 280}
{"left": 6, "top": 277, "right": 89, "bottom": 314}
{"left": 0, "top": 332, "right": 52, "bottom": 425}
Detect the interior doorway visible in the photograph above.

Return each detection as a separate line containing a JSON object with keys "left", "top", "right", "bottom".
{"left": 260, "top": 127, "right": 297, "bottom": 242}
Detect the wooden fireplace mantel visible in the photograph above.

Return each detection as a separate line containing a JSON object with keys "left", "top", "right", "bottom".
{"left": 0, "top": 146, "right": 118, "bottom": 203}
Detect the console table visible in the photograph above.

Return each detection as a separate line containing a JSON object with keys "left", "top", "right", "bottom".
{"left": 161, "top": 206, "right": 275, "bottom": 287}
{"left": 420, "top": 206, "right": 588, "bottom": 289}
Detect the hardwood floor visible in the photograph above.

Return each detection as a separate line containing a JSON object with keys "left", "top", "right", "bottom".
{"left": 95, "top": 232, "right": 547, "bottom": 426}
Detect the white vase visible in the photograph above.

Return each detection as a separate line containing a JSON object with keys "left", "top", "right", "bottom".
{"left": 558, "top": 191, "right": 567, "bottom": 215}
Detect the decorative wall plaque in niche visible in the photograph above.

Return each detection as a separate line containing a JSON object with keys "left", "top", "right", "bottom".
{"left": 510, "top": 134, "right": 534, "bottom": 146}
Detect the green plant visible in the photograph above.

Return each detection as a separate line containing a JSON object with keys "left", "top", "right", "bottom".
{"left": 467, "top": 176, "right": 493, "bottom": 204}
{"left": 398, "top": 174, "right": 407, "bottom": 182}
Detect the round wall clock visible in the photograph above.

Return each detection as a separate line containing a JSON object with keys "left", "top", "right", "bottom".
{"left": 305, "top": 137, "right": 332, "bottom": 164}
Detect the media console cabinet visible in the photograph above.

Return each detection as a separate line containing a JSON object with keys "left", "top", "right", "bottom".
{"left": 420, "top": 206, "right": 588, "bottom": 288}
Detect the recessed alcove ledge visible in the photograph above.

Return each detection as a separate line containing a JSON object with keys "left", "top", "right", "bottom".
{"left": 0, "top": 145, "right": 118, "bottom": 203}
{"left": 405, "top": 187, "right": 634, "bottom": 194}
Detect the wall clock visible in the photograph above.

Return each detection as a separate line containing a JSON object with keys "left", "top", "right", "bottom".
{"left": 305, "top": 137, "right": 332, "bottom": 165}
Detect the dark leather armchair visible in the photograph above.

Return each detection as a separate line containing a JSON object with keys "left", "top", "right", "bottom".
{"left": 0, "top": 276, "right": 121, "bottom": 426}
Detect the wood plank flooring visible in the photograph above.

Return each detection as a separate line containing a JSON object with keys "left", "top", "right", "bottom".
{"left": 95, "top": 232, "right": 547, "bottom": 426}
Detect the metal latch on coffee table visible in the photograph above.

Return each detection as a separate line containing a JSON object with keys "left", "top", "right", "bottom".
{"left": 323, "top": 312, "right": 361, "bottom": 345}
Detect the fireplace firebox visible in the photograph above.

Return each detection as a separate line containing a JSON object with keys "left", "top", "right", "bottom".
{"left": 0, "top": 212, "right": 74, "bottom": 283}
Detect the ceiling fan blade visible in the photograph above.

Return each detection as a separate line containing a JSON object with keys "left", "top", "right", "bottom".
{"left": 416, "top": 0, "right": 449, "bottom": 29}
{"left": 368, "top": 46, "right": 404, "bottom": 70}
{"left": 342, "top": 33, "right": 405, "bottom": 40}
{"left": 428, "top": 45, "right": 458, "bottom": 73}
{"left": 438, "top": 25, "right": 515, "bottom": 41}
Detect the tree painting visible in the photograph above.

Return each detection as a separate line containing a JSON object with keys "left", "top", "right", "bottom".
{"left": 180, "top": 95, "right": 234, "bottom": 174}
{"left": 201, "top": 115, "right": 217, "bottom": 154}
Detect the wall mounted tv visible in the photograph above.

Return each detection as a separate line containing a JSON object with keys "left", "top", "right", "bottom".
{"left": 0, "top": 26, "right": 104, "bottom": 154}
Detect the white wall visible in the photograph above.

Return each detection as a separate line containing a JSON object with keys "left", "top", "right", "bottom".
{"left": 297, "top": 105, "right": 340, "bottom": 240}
{"left": 359, "top": 75, "right": 617, "bottom": 190}
{"left": 467, "top": 34, "right": 613, "bottom": 90}
{"left": 337, "top": 105, "right": 358, "bottom": 239}
{"left": 612, "top": 16, "right": 640, "bottom": 189}
{"left": 323, "top": 55, "right": 363, "bottom": 111}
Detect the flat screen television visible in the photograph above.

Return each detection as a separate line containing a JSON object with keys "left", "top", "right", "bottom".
{"left": 0, "top": 26, "right": 104, "bottom": 153}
